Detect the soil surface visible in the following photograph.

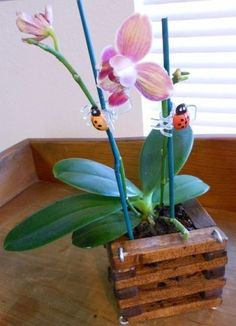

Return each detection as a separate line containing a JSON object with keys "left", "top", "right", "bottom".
{"left": 133, "top": 204, "right": 195, "bottom": 239}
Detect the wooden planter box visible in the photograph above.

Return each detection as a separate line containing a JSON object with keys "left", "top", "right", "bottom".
{"left": 107, "top": 200, "right": 228, "bottom": 323}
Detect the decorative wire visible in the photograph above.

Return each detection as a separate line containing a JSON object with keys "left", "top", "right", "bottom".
{"left": 151, "top": 110, "right": 173, "bottom": 137}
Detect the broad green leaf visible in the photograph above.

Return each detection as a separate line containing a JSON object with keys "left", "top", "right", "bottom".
{"left": 173, "top": 127, "right": 194, "bottom": 175}
{"left": 53, "top": 158, "right": 141, "bottom": 198}
{"left": 72, "top": 211, "right": 141, "bottom": 248}
{"left": 4, "top": 194, "right": 122, "bottom": 251}
{"left": 153, "top": 175, "right": 209, "bottom": 205}
{"left": 140, "top": 127, "right": 194, "bottom": 195}
{"left": 139, "top": 129, "right": 163, "bottom": 195}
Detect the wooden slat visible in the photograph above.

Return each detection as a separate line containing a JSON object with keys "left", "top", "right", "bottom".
{"left": 183, "top": 199, "right": 216, "bottom": 228}
{"left": 29, "top": 138, "right": 143, "bottom": 187}
{"left": 115, "top": 256, "right": 227, "bottom": 290}
{"left": 118, "top": 274, "right": 225, "bottom": 309}
{"left": 110, "top": 226, "right": 227, "bottom": 269}
{"left": 128, "top": 297, "right": 222, "bottom": 322}
{"left": 135, "top": 251, "right": 226, "bottom": 276}
{"left": 0, "top": 140, "right": 38, "bottom": 207}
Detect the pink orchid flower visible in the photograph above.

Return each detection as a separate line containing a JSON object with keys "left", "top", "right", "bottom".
{"left": 98, "top": 14, "right": 173, "bottom": 107}
{"left": 16, "top": 5, "right": 53, "bottom": 41}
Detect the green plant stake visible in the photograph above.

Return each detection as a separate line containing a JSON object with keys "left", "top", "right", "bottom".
{"left": 76, "top": 0, "right": 134, "bottom": 239}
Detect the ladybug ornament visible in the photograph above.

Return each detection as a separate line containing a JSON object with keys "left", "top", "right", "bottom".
{"left": 90, "top": 106, "right": 109, "bottom": 131}
{"left": 173, "top": 103, "right": 190, "bottom": 129}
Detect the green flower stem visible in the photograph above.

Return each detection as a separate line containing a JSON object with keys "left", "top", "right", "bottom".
{"left": 48, "top": 29, "right": 59, "bottom": 51}
{"left": 120, "top": 160, "right": 141, "bottom": 216}
{"left": 160, "top": 100, "right": 169, "bottom": 206}
{"left": 162, "top": 18, "right": 175, "bottom": 219}
{"left": 159, "top": 216, "right": 189, "bottom": 240}
{"left": 25, "top": 39, "right": 96, "bottom": 107}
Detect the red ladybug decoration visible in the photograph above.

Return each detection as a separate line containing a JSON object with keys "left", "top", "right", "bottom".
{"left": 90, "top": 106, "right": 109, "bottom": 131}
{"left": 173, "top": 103, "right": 190, "bottom": 129}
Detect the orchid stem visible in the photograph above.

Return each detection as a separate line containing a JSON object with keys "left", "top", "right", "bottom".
{"left": 49, "top": 30, "right": 59, "bottom": 51}
{"left": 162, "top": 18, "right": 175, "bottom": 219}
{"left": 26, "top": 39, "right": 96, "bottom": 107}
{"left": 160, "top": 100, "right": 168, "bottom": 206}
{"left": 76, "top": 0, "right": 134, "bottom": 239}
{"left": 159, "top": 216, "right": 189, "bottom": 240}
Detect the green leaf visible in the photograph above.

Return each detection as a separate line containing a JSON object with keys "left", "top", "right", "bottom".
{"left": 4, "top": 194, "right": 122, "bottom": 251}
{"left": 173, "top": 127, "right": 194, "bottom": 175}
{"left": 140, "top": 127, "right": 194, "bottom": 195}
{"left": 139, "top": 129, "right": 163, "bottom": 195}
{"left": 72, "top": 211, "right": 140, "bottom": 248}
{"left": 153, "top": 175, "right": 209, "bottom": 205}
{"left": 53, "top": 158, "right": 141, "bottom": 197}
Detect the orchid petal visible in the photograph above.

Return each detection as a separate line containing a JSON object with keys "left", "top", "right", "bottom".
{"left": 16, "top": 7, "right": 53, "bottom": 39}
{"left": 101, "top": 46, "right": 117, "bottom": 63}
{"left": 110, "top": 55, "right": 137, "bottom": 87}
{"left": 45, "top": 5, "right": 53, "bottom": 25}
{"left": 135, "top": 62, "right": 173, "bottom": 101}
{"left": 116, "top": 14, "right": 152, "bottom": 62}
{"left": 108, "top": 91, "right": 129, "bottom": 106}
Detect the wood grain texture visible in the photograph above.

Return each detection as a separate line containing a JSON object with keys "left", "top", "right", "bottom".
{"left": 0, "top": 140, "right": 38, "bottom": 207}
{"left": 118, "top": 275, "right": 225, "bottom": 309}
{"left": 0, "top": 183, "right": 235, "bottom": 325}
{"left": 0, "top": 137, "right": 235, "bottom": 325}
{"left": 114, "top": 256, "right": 227, "bottom": 291}
{"left": 29, "top": 136, "right": 236, "bottom": 212}
{"left": 109, "top": 225, "right": 227, "bottom": 270}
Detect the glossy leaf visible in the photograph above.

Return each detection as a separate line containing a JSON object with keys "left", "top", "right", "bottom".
{"left": 153, "top": 175, "right": 209, "bottom": 205}
{"left": 53, "top": 158, "right": 141, "bottom": 197}
{"left": 4, "top": 194, "right": 122, "bottom": 251}
{"left": 72, "top": 211, "right": 140, "bottom": 248}
{"left": 140, "top": 127, "right": 193, "bottom": 194}
{"left": 173, "top": 127, "right": 194, "bottom": 175}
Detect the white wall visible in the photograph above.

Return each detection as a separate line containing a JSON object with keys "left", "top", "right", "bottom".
{"left": 0, "top": 0, "right": 143, "bottom": 151}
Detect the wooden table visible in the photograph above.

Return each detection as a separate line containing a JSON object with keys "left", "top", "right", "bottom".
{"left": 0, "top": 138, "right": 235, "bottom": 325}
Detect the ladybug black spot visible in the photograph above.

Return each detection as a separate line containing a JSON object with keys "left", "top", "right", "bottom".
{"left": 181, "top": 118, "right": 184, "bottom": 122}
{"left": 98, "top": 124, "right": 102, "bottom": 128}
{"left": 178, "top": 123, "right": 182, "bottom": 126}
{"left": 184, "top": 120, "right": 188, "bottom": 125}
{"left": 94, "top": 120, "right": 98, "bottom": 124}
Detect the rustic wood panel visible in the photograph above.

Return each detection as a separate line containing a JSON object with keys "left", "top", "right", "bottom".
{"left": 118, "top": 275, "right": 225, "bottom": 309}
{"left": 0, "top": 137, "right": 234, "bottom": 325}
{"left": 110, "top": 226, "right": 227, "bottom": 270}
{"left": 0, "top": 140, "right": 38, "bottom": 207}
{"left": 29, "top": 138, "right": 142, "bottom": 187}
{"left": 129, "top": 297, "right": 222, "bottom": 322}
{"left": 114, "top": 256, "right": 227, "bottom": 291}
{"left": 29, "top": 136, "right": 236, "bottom": 212}
{"left": 0, "top": 182, "right": 234, "bottom": 325}
{"left": 183, "top": 199, "right": 216, "bottom": 228}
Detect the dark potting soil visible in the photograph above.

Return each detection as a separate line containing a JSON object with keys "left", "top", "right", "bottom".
{"left": 133, "top": 204, "right": 195, "bottom": 239}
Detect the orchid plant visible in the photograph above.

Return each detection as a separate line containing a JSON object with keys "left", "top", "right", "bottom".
{"left": 4, "top": 4, "right": 209, "bottom": 252}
